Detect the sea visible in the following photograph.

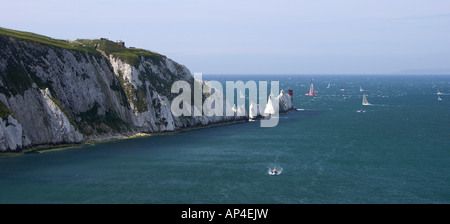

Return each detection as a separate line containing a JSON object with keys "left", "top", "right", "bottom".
{"left": 0, "top": 74, "right": 449, "bottom": 204}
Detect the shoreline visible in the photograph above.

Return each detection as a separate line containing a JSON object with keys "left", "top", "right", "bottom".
{"left": 0, "top": 118, "right": 250, "bottom": 156}
{"left": 1, "top": 108, "right": 295, "bottom": 156}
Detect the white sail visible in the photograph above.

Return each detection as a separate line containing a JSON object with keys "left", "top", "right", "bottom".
{"left": 437, "top": 89, "right": 443, "bottom": 95}
{"left": 438, "top": 96, "right": 442, "bottom": 101}
{"left": 362, "top": 94, "right": 371, "bottom": 105}
{"left": 360, "top": 86, "right": 364, "bottom": 92}
{"left": 327, "top": 83, "right": 330, "bottom": 88}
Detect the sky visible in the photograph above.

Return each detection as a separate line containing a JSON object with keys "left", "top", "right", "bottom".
{"left": 1, "top": 0, "right": 450, "bottom": 74}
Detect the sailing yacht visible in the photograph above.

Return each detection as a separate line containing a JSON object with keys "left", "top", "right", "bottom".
{"left": 438, "top": 96, "right": 442, "bottom": 101}
{"left": 327, "top": 83, "right": 330, "bottom": 88}
{"left": 437, "top": 89, "right": 443, "bottom": 95}
{"left": 362, "top": 94, "right": 371, "bottom": 105}
{"left": 239, "top": 90, "right": 245, "bottom": 99}
{"left": 360, "top": 86, "right": 364, "bottom": 92}
{"left": 340, "top": 85, "right": 345, "bottom": 91}
{"left": 305, "top": 82, "right": 318, "bottom": 96}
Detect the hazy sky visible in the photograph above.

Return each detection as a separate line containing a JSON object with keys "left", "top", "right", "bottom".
{"left": 1, "top": 0, "right": 450, "bottom": 74}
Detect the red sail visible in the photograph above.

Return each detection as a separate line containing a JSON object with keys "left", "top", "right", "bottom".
{"left": 305, "top": 83, "right": 317, "bottom": 96}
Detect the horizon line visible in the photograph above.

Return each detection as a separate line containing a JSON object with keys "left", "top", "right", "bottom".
{"left": 201, "top": 73, "right": 450, "bottom": 76}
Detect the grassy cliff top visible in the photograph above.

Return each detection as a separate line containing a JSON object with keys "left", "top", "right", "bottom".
{"left": 77, "top": 38, "right": 166, "bottom": 66}
{"left": 0, "top": 27, "right": 98, "bottom": 54}
{"left": 0, "top": 27, "right": 166, "bottom": 66}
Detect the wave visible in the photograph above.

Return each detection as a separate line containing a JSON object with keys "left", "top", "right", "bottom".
{"left": 370, "top": 104, "right": 390, "bottom": 107}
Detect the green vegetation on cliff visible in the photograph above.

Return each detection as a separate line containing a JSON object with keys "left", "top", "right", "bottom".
{"left": 0, "top": 27, "right": 166, "bottom": 66}
{"left": 0, "top": 27, "right": 98, "bottom": 54}
{"left": 0, "top": 101, "right": 15, "bottom": 120}
{"left": 77, "top": 39, "right": 165, "bottom": 67}
{"left": 77, "top": 102, "right": 129, "bottom": 134}
{"left": 0, "top": 63, "right": 34, "bottom": 96}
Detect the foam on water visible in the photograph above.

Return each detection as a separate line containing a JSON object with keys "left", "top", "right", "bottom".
{"left": 268, "top": 166, "right": 283, "bottom": 175}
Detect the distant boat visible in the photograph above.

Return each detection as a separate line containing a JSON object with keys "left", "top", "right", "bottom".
{"left": 362, "top": 94, "right": 371, "bottom": 105}
{"left": 357, "top": 109, "right": 366, "bottom": 113}
{"left": 327, "top": 82, "right": 330, "bottom": 88}
{"left": 268, "top": 167, "right": 282, "bottom": 176}
{"left": 437, "top": 89, "right": 443, "bottom": 95}
{"left": 438, "top": 96, "right": 442, "bottom": 101}
{"left": 360, "top": 86, "right": 364, "bottom": 92}
{"left": 305, "top": 82, "right": 318, "bottom": 96}
{"left": 340, "top": 85, "right": 345, "bottom": 91}
{"left": 239, "top": 90, "right": 245, "bottom": 99}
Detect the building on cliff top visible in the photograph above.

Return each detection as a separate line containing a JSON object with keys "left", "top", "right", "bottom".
{"left": 116, "top": 41, "right": 125, "bottom": 47}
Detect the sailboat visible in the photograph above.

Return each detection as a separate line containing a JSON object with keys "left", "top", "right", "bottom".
{"left": 360, "top": 86, "right": 364, "bottom": 92}
{"left": 305, "top": 82, "right": 318, "bottom": 96}
{"left": 327, "top": 82, "right": 331, "bottom": 89}
{"left": 239, "top": 90, "right": 245, "bottom": 99}
{"left": 362, "top": 94, "right": 371, "bottom": 105}
{"left": 438, "top": 96, "right": 442, "bottom": 101}
{"left": 437, "top": 89, "right": 443, "bottom": 95}
{"left": 340, "top": 85, "right": 345, "bottom": 91}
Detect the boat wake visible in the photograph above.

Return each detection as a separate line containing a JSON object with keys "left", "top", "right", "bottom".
{"left": 370, "top": 104, "right": 390, "bottom": 107}
{"left": 268, "top": 166, "right": 283, "bottom": 176}
{"left": 267, "top": 143, "right": 287, "bottom": 176}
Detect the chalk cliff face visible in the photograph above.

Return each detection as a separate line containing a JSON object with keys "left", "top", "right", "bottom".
{"left": 277, "top": 90, "right": 293, "bottom": 112}
{"left": 0, "top": 30, "right": 249, "bottom": 152}
{"left": 0, "top": 29, "right": 292, "bottom": 152}
{"left": 0, "top": 115, "right": 29, "bottom": 151}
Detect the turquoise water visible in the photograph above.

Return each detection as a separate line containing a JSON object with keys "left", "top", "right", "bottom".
{"left": 1, "top": 75, "right": 449, "bottom": 203}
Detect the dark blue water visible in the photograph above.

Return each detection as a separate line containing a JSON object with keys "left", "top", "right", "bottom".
{"left": 1, "top": 75, "right": 449, "bottom": 203}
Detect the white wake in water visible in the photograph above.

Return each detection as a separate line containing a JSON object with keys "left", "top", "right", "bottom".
{"left": 267, "top": 166, "right": 283, "bottom": 175}
{"left": 267, "top": 143, "right": 288, "bottom": 175}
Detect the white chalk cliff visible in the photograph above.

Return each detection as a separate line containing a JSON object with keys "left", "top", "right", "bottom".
{"left": 0, "top": 28, "right": 292, "bottom": 152}
{"left": 277, "top": 90, "right": 293, "bottom": 112}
